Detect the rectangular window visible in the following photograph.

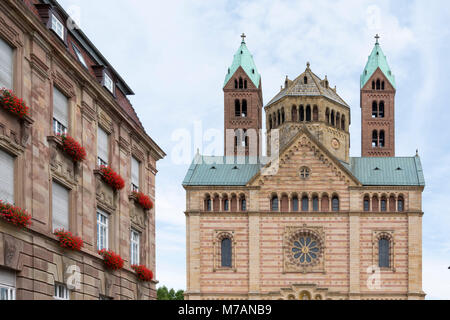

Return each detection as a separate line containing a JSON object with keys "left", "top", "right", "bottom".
{"left": 54, "top": 283, "right": 69, "bottom": 300}
{"left": 72, "top": 43, "right": 87, "bottom": 68}
{"left": 0, "top": 268, "right": 15, "bottom": 301}
{"left": 97, "top": 126, "right": 109, "bottom": 167}
{"left": 130, "top": 229, "right": 140, "bottom": 265}
{"left": 0, "top": 149, "right": 14, "bottom": 203}
{"left": 131, "top": 157, "right": 140, "bottom": 192}
{"left": 97, "top": 210, "right": 109, "bottom": 251}
{"left": 0, "top": 37, "right": 13, "bottom": 89}
{"left": 51, "top": 14, "right": 65, "bottom": 40}
{"left": 52, "top": 182, "right": 69, "bottom": 232}
{"left": 104, "top": 73, "right": 113, "bottom": 93}
{"left": 53, "top": 87, "right": 68, "bottom": 135}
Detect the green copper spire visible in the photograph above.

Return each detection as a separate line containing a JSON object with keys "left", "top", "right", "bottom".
{"left": 224, "top": 34, "right": 261, "bottom": 88}
{"left": 361, "top": 34, "right": 396, "bottom": 89}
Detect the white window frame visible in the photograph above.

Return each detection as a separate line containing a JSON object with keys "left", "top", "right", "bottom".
{"left": 130, "top": 229, "right": 140, "bottom": 265}
{"left": 54, "top": 283, "right": 69, "bottom": 300}
{"left": 104, "top": 73, "right": 114, "bottom": 93}
{"left": 53, "top": 87, "right": 69, "bottom": 136}
{"left": 0, "top": 37, "right": 14, "bottom": 90}
{"left": 72, "top": 43, "right": 87, "bottom": 68}
{"left": 52, "top": 181, "right": 70, "bottom": 232}
{"left": 97, "top": 210, "right": 109, "bottom": 251}
{"left": 97, "top": 126, "right": 109, "bottom": 167}
{"left": 0, "top": 285, "right": 15, "bottom": 300}
{"left": 131, "top": 157, "right": 140, "bottom": 192}
{"left": 51, "top": 14, "right": 65, "bottom": 41}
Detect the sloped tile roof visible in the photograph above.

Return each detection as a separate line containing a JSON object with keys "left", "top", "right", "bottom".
{"left": 360, "top": 41, "right": 396, "bottom": 89}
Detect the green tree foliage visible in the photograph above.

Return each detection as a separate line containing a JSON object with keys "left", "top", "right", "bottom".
{"left": 157, "top": 286, "right": 184, "bottom": 300}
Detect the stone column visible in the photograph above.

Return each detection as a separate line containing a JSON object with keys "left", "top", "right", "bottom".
{"left": 349, "top": 213, "right": 361, "bottom": 300}
{"left": 407, "top": 212, "right": 424, "bottom": 300}
{"left": 248, "top": 212, "right": 261, "bottom": 299}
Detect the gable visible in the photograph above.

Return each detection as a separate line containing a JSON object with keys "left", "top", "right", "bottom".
{"left": 224, "top": 66, "right": 259, "bottom": 91}
{"left": 361, "top": 67, "right": 395, "bottom": 92}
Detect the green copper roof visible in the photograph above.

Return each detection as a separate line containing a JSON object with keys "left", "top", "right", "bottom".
{"left": 361, "top": 41, "right": 396, "bottom": 89}
{"left": 341, "top": 157, "right": 425, "bottom": 186}
{"left": 183, "top": 155, "right": 263, "bottom": 186}
{"left": 224, "top": 40, "right": 261, "bottom": 88}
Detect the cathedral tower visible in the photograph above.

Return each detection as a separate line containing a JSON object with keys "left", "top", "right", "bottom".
{"left": 223, "top": 34, "right": 263, "bottom": 157}
{"left": 360, "top": 35, "right": 396, "bottom": 157}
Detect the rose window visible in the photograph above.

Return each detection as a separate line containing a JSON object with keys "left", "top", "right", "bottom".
{"left": 291, "top": 236, "right": 320, "bottom": 265}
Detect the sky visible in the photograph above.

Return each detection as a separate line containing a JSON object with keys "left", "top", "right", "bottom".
{"left": 58, "top": 0, "right": 450, "bottom": 299}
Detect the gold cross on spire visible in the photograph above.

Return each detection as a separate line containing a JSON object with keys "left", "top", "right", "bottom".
{"left": 241, "top": 33, "right": 246, "bottom": 43}
{"left": 375, "top": 34, "right": 380, "bottom": 44}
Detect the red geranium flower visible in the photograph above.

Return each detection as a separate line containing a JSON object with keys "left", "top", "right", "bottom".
{"left": 54, "top": 229, "right": 84, "bottom": 251}
{"left": 0, "top": 88, "right": 29, "bottom": 118}
{"left": 0, "top": 201, "right": 32, "bottom": 228}
{"left": 98, "top": 249, "right": 124, "bottom": 270}
{"left": 131, "top": 265, "right": 153, "bottom": 282}
{"left": 132, "top": 192, "right": 153, "bottom": 210}
{"left": 59, "top": 134, "right": 87, "bottom": 163}
{"left": 100, "top": 166, "right": 125, "bottom": 190}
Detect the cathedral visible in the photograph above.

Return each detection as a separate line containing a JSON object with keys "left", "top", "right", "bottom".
{"left": 182, "top": 35, "right": 425, "bottom": 300}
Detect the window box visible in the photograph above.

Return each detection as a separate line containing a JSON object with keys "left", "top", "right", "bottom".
{"left": 130, "top": 192, "right": 153, "bottom": 211}
{"left": 97, "top": 166, "right": 125, "bottom": 191}
{"left": 0, "top": 88, "right": 30, "bottom": 119}
{"left": 58, "top": 134, "right": 86, "bottom": 163}
{"left": 0, "top": 201, "right": 32, "bottom": 229}
{"left": 54, "top": 229, "right": 84, "bottom": 251}
{"left": 98, "top": 249, "right": 124, "bottom": 271}
{"left": 131, "top": 265, "right": 153, "bottom": 282}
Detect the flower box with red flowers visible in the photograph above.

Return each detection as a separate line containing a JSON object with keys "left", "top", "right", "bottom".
{"left": 0, "top": 201, "right": 32, "bottom": 228}
{"left": 54, "top": 229, "right": 84, "bottom": 251}
{"left": 98, "top": 249, "right": 124, "bottom": 271}
{"left": 58, "top": 134, "right": 87, "bottom": 163}
{"left": 99, "top": 166, "right": 125, "bottom": 191}
{"left": 131, "top": 265, "right": 153, "bottom": 282}
{"left": 0, "top": 88, "right": 30, "bottom": 118}
{"left": 132, "top": 192, "right": 153, "bottom": 210}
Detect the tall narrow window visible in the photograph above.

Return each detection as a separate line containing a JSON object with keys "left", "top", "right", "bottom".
{"left": 306, "top": 106, "right": 311, "bottom": 122}
{"left": 378, "top": 238, "right": 390, "bottom": 268}
{"left": 131, "top": 157, "right": 140, "bottom": 192}
{"left": 372, "top": 101, "right": 378, "bottom": 118}
{"left": 0, "top": 38, "right": 13, "bottom": 89}
{"left": 332, "top": 196, "right": 339, "bottom": 212}
{"left": 379, "top": 130, "right": 385, "bottom": 148}
{"left": 97, "top": 210, "right": 109, "bottom": 251}
{"left": 53, "top": 87, "right": 68, "bottom": 136}
{"left": 341, "top": 115, "right": 346, "bottom": 130}
{"left": 304, "top": 76, "right": 308, "bottom": 84}
{"left": 241, "top": 100, "right": 247, "bottom": 117}
{"left": 97, "top": 126, "right": 109, "bottom": 166}
{"left": 331, "top": 110, "right": 335, "bottom": 126}
{"left": 244, "top": 80, "right": 247, "bottom": 89}
{"left": 301, "top": 196, "right": 309, "bottom": 212}
{"left": 299, "top": 105, "right": 305, "bottom": 122}
{"left": 312, "top": 196, "right": 319, "bottom": 212}
{"left": 130, "top": 229, "right": 140, "bottom": 265}
{"left": 239, "top": 78, "right": 243, "bottom": 89}
{"left": 221, "top": 238, "right": 232, "bottom": 268}
{"left": 271, "top": 196, "right": 279, "bottom": 212}
{"left": 234, "top": 79, "right": 238, "bottom": 89}
{"left": 0, "top": 149, "right": 14, "bottom": 203}
{"left": 291, "top": 106, "right": 297, "bottom": 122}
{"left": 376, "top": 79, "right": 381, "bottom": 90}
{"left": 379, "top": 101, "right": 385, "bottom": 118}
{"left": 240, "top": 196, "right": 247, "bottom": 211}
{"left": 372, "top": 130, "right": 378, "bottom": 147}
{"left": 223, "top": 198, "right": 229, "bottom": 211}
{"left": 381, "top": 81, "right": 385, "bottom": 90}
{"left": 104, "top": 73, "right": 114, "bottom": 94}
{"left": 205, "top": 195, "right": 212, "bottom": 212}
{"left": 398, "top": 196, "right": 404, "bottom": 212}
{"left": 51, "top": 14, "right": 65, "bottom": 40}
{"left": 54, "top": 283, "right": 69, "bottom": 300}
{"left": 313, "top": 106, "right": 319, "bottom": 121}
{"left": 381, "top": 197, "right": 387, "bottom": 211}
{"left": 0, "top": 268, "right": 15, "bottom": 300}
{"left": 364, "top": 197, "right": 370, "bottom": 212}
{"left": 292, "top": 196, "right": 299, "bottom": 212}
{"left": 52, "top": 182, "right": 69, "bottom": 232}
{"left": 325, "top": 108, "right": 330, "bottom": 124}
{"left": 234, "top": 100, "right": 241, "bottom": 117}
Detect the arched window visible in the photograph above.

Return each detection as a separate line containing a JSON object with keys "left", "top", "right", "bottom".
{"left": 221, "top": 238, "right": 232, "bottom": 267}
{"left": 213, "top": 195, "right": 220, "bottom": 212}
{"left": 325, "top": 108, "right": 330, "bottom": 124}
{"left": 372, "top": 195, "right": 379, "bottom": 211}
{"left": 277, "top": 110, "right": 281, "bottom": 126}
{"left": 292, "top": 196, "right": 299, "bottom": 212}
{"left": 332, "top": 196, "right": 339, "bottom": 212}
{"left": 364, "top": 196, "right": 370, "bottom": 212}
{"left": 313, "top": 106, "right": 319, "bottom": 121}
{"left": 271, "top": 195, "right": 279, "bottom": 212}
{"left": 269, "top": 115, "right": 272, "bottom": 130}
{"left": 372, "top": 130, "right": 378, "bottom": 147}
{"left": 331, "top": 110, "right": 335, "bottom": 126}
{"left": 235, "top": 100, "right": 241, "bottom": 117}
{"left": 244, "top": 79, "right": 248, "bottom": 89}
{"left": 389, "top": 195, "right": 396, "bottom": 212}
{"left": 381, "top": 81, "right": 385, "bottom": 90}
{"left": 242, "top": 100, "right": 247, "bottom": 117}
{"left": 240, "top": 195, "right": 247, "bottom": 211}
{"left": 223, "top": 197, "right": 229, "bottom": 211}
{"left": 304, "top": 76, "right": 308, "bottom": 84}
{"left": 378, "top": 238, "right": 390, "bottom": 268}
{"left": 234, "top": 79, "right": 238, "bottom": 89}
{"left": 372, "top": 81, "right": 375, "bottom": 90}
{"left": 376, "top": 79, "right": 381, "bottom": 90}
{"left": 291, "top": 106, "right": 298, "bottom": 122}
{"left": 379, "top": 101, "right": 385, "bottom": 118}
{"left": 379, "top": 130, "right": 385, "bottom": 148}
{"left": 301, "top": 196, "right": 309, "bottom": 212}
{"left": 299, "top": 105, "right": 305, "bottom": 122}
{"left": 239, "top": 77, "right": 243, "bottom": 89}
{"left": 341, "top": 115, "right": 346, "bottom": 130}
{"left": 281, "top": 108, "right": 285, "bottom": 123}
{"left": 380, "top": 196, "right": 387, "bottom": 212}
{"left": 306, "top": 105, "right": 311, "bottom": 122}
{"left": 273, "top": 113, "right": 277, "bottom": 128}
{"left": 205, "top": 195, "right": 212, "bottom": 212}
{"left": 336, "top": 113, "right": 341, "bottom": 128}
{"left": 231, "top": 195, "right": 237, "bottom": 212}
{"left": 321, "top": 194, "right": 329, "bottom": 212}
{"left": 372, "top": 101, "right": 378, "bottom": 118}
{"left": 398, "top": 196, "right": 404, "bottom": 212}
{"left": 312, "top": 196, "right": 319, "bottom": 212}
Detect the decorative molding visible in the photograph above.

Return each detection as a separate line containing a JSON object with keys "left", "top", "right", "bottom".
{"left": 93, "top": 169, "right": 117, "bottom": 214}
{"left": 213, "top": 230, "right": 237, "bottom": 273}
{"left": 3, "top": 234, "right": 23, "bottom": 270}
{"left": 47, "top": 135, "right": 78, "bottom": 187}
{"left": 0, "top": 15, "right": 23, "bottom": 48}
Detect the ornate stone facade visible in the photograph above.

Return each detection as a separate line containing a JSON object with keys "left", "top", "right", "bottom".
{"left": 0, "top": 0, "right": 165, "bottom": 300}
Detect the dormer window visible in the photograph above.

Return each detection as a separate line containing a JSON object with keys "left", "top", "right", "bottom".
{"left": 72, "top": 44, "right": 87, "bottom": 68}
{"left": 51, "top": 14, "right": 65, "bottom": 40}
{"left": 104, "top": 73, "right": 114, "bottom": 93}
